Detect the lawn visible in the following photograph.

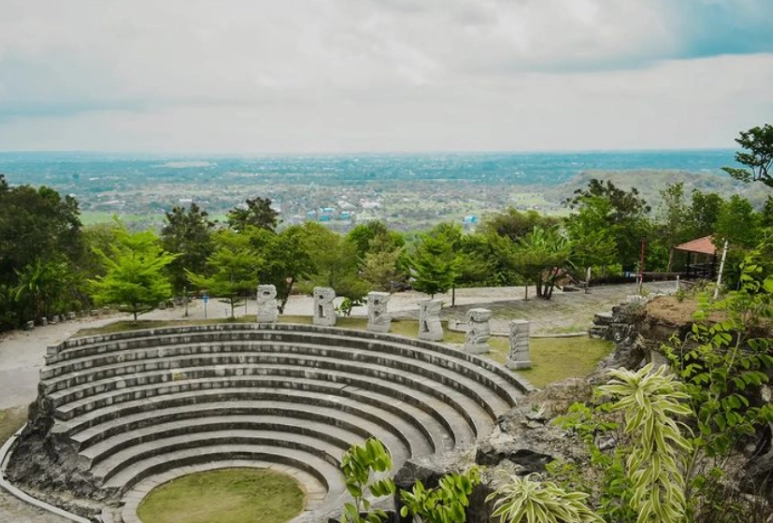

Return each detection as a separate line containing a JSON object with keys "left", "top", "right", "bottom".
{"left": 137, "top": 468, "right": 304, "bottom": 523}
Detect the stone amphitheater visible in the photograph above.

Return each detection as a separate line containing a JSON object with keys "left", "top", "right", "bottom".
{"left": 3, "top": 321, "right": 527, "bottom": 523}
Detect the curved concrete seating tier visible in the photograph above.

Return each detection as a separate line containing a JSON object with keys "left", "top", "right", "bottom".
{"left": 36, "top": 323, "right": 527, "bottom": 522}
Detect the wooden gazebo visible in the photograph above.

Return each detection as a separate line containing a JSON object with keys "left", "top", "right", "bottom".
{"left": 673, "top": 235, "right": 717, "bottom": 279}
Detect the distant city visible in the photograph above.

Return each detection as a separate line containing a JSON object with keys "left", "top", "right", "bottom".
{"left": 0, "top": 150, "right": 740, "bottom": 231}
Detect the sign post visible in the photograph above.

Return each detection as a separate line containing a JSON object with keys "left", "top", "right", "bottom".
{"left": 203, "top": 292, "right": 209, "bottom": 319}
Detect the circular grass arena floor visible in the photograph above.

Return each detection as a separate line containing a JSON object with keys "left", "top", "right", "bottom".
{"left": 137, "top": 468, "right": 305, "bottom": 523}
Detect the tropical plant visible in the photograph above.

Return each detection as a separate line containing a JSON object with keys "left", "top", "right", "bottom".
{"left": 598, "top": 364, "right": 693, "bottom": 523}
{"left": 399, "top": 467, "right": 481, "bottom": 523}
{"left": 340, "top": 438, "right": 396, "bottom": 523}
{"left": 487, "top": 473, "right": 603, "bottom": 523}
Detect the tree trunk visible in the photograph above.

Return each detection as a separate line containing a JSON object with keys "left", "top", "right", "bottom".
{"left": 279, "top": 277, "right": 294, "bottom": 314}
{"left": 452, "top": 285, "right": 456, "bottom": 307}
{"left": 667, "top": 248, "right": 674, "bottom": 273}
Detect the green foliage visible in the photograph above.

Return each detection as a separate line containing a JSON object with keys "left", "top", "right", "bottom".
{"left": 493, "top": 225, "right": 572, "bottom": 300}
{"left": 248, "top": 225, "right": 315, "bottom": 313}
{"left": 361, "top": 235, "right": 407, "bottom": 292}
{"left": 0, "top": 174, "right": 86, "bottom": 328}
{"left": 186, "top": 230, "right": 259, "bottom": 318}
{"left": 301, "top": 222, "right": 371, "bottom": 304}
{"left": 566, "top": 179, "right": 651, "bottom": 270}
{"left": 487, "top": 473, "right": 603, "bottom": 523}
{"left": 598, "top": 364, "right": 693, "bottom": 523}
{"left": 665, "top": 257, "right": 773, "bottom": 459}
{"left": 89, "top": 224, "right": 176, "bottom": 322}
{"left": 226, "top": 196, "right": 279, "bottom": 232}
{"left": 399, "top": 467, "right": 481, "bottom": 523}
{"left": 722, "top": 124, "right": 773, "bottom": 188}
{"left": 160, "top": 203, "right": 215, "bottom": 295}
{"left": 409, "top": 230, "right": 460, "bottom": 298}
{"left": 481, "top": 208, "right": 559, "bottom": 243}
{"left": 341, "top": 438, "right": 396, "bottom": 523}
{"left": 687, "top": 190, "right": 723, "bottom": 239}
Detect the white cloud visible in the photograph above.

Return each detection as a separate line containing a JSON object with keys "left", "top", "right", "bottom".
{"left": 0, "top": 0, "right": 771, "bottom": 152}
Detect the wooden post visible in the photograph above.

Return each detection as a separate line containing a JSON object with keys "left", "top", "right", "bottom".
{"left": 638, "top": 240, "right": 646, "bottom": 294}
{"left": 714, "top": 239, "right": 729, "bottom": 299}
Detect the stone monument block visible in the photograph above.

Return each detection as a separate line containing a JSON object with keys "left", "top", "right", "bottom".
{"left": 418, "top": 299, "right": 443, "bottom": 341}
{"left": 506, "top": 319, "right": 532, "bottom": 370}
{"left": 313, "top": 287, "right": 337, "bottom": 326}
{"left": 464, "top": 308, "right": 492, "bottom": 354}
{"left": 256, "top": 284, "right": 278, "bottom": 323}
{"left": 40, "top": 317, "right": 48, "bottom": 327}
{"left": 367, "top": 292, "right": 391, "bottom": 333}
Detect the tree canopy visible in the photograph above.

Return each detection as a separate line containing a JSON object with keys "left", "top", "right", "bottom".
{"left": 723, "top": 123, "right": 773, "bottom": 188}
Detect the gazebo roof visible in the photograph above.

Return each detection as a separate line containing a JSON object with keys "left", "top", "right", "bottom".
{"left": 674, "top": 235, "right": 716, "bottom": 256}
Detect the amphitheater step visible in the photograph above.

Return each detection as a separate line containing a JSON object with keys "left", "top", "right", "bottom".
{"left": 52, "top": 373, "right": 481, "bottom": 447}
{"left": 42, "top": 343, "right": 515, "bottom": 417}
{"left": 79, "top": 414, "right": 409, "bottom": 475}
{"left": 101, "top": 443, "right": 345, "bottom": 501}
{"left": 47, "top": 363, "right": 494, "bottom": 439}
{"left": 43, "top": 330, "right": 523, "bottom": 402}
{"left": 57, "top": 392, "right": 438, "bottom": 456}
{"left": 93, "top": 430, "right": 347, "bottom": 485}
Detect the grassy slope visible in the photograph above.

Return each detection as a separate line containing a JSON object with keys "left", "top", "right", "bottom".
{"left": 137, "top": 468, "right": 304, "bottom": 523}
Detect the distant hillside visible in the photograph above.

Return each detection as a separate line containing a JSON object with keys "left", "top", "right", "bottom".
{"left": 543, "top": 170, "right": 773, "bottom": 210}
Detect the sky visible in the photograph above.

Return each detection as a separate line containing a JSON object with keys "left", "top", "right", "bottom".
{"left": 0, "top": 0, "right": 772, "bottom": 154}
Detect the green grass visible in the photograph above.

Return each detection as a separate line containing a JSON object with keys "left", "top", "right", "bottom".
{"left": 0, "top": 406, "right": 27, "bottom": 444}
{"left": 486, "top": 336, "right": 614, "bottom": 388}
{"left": 73, "top": 317, "right": 611, "bottom": 388}
{"left": 137, "top": 468, "right": 304, "bottom": 523}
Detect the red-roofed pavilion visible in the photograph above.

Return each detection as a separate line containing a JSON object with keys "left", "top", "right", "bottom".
{"left": 673, "top": 235, "right": 717, "bottom": 279}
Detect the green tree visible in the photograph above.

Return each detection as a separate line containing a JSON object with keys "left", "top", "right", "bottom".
{"left": 566, "top": 179, "right": 651, "bottom": 270}
{"left": 0, "top": 175, "right": 86, "bottom": 328}
{"left": 481, "top": 208, "right": 558, "bottom": 243}
{"left": 657, "top": 182, "right": 691, "bottom": 272}
{"left": 247, "top": 225, "right": 314, "bottom": 313}
{"left": 566, "top": 218, "right": 616, "bottom": 291}
{"left": 722, "top": 124, "right": 773, "bottom": 188}
{"left": 360, "top": 236, "right": 406, "bottom": 292}
{"left": 300, "top": 223, "right": 370, "bottom": 307}
{"left": 409, "top": 231, "right": 459, "bottom": 298}
{"left": 89, "top": 224, "right": 176, "bottom": 322}
{"left": 227, "top": 196, "right": 279, "bottom": 232}
{"left": 687, "top": 190, "right": 724, "bottom": 239}
{"left": 160, "top": 203, "right": 215, "bottom": 296}
{"left": 186, "top": 230, "right": 259, "bottom": 318}
{"left": 715, "top": 195, "right": 760, "bottom": 249}
{"left": 492, "top": 225, "right": 572, "bottom": 300}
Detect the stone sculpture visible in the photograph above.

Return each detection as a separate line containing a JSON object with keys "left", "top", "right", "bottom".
{"left": 313, "top": 287, "right": 336, "bottom": 326}
{"left": 367, "top": 292, "right": 391, "bottom": 333}
{"left": 256, "top": 284, "right": 278, "bottom": 323}
{"left": 505, "top": 319, "right": 531, "bottom": 369}
{"left": 418, "top": 299, "right": 443, "bottom": 341}
{"left": 464, "top": 308, "right": 492, "bottom": 354}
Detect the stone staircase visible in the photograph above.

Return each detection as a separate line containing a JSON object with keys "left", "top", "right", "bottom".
{"left": 31, "top": 323, "right": 526, "bottom": 523}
